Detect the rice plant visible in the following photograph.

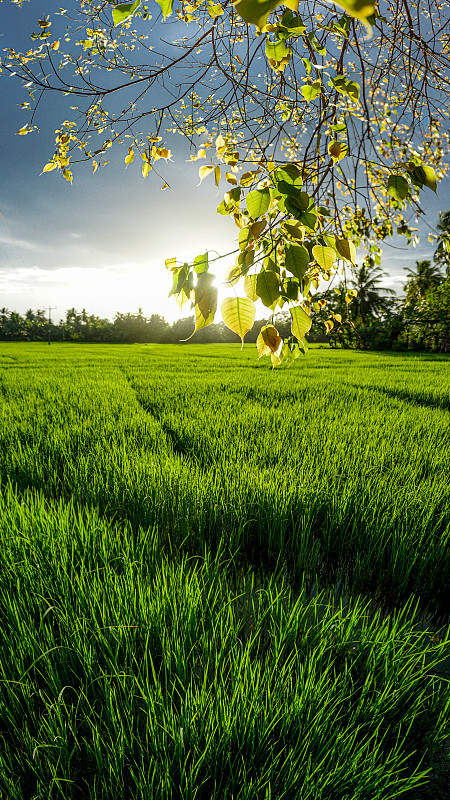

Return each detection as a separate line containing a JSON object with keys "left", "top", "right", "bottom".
{"left": 0, "top": 343, "right": 449, "bottom": 798}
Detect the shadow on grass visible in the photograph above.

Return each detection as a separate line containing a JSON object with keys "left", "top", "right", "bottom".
{"left": 2, "top": 471, "right": 450, "bottom": 626}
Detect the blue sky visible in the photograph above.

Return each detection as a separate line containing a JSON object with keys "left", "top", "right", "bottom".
{"left": 1, "top": 1, "right": 449, "bottom": 323}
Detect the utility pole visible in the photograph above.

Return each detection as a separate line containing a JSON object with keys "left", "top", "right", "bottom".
{"left": 47, "top": 306, "right": 56, "bottom": 345}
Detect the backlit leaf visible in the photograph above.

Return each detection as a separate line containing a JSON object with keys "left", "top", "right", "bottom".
{"left": 112, "top": 0, "right": 141, "bottom": 26}
{"left": 194, "top": 272, "right": 216, "bottom": 318}
{"left": 239, "top": 227, "right": 251, "bottom": 250}
{"left": 221, "top": 296, "right": 256, "bottom": 347}
{"left": 165, "top": 257, "right": 177, "bottom": 271}
{"left": 257, "top": 324, "right": 282, "bottom": 357}
{"left": 301, "top": 81, "right": 321, "bottom": 102}
{"left": 334, "top": 237, "right": 356, "bottom": 264}
{"left": 182, "top": 299, "right": 217, "bottom": 341}
{"left": 285, "top": 243, "right": 309, "bottom": 280}
{"left": 256, "top": 270, "right": 279, "bottom": 308}
{"left": 154, "top": 0, "right": 174, "bottom": 17}
{"left": 387, "top": 174, "right": 409, "bottom": 201}
{"left": 290, "top": 305, "right": 311, "bottom": 340}
{"left": 312, "top": 245, "right": 336, "bottom": 271}
{"left": 327, "top": 0, "right": 375, "bottom": 35}
{"left": 282, "top": 220, "right": 305, "bottom": 240}
{"left": 244, "top": 274, "right": 258, "bottom": 301}
{"left": 328, "top": 140, "right": 349, "bottom": 163}
{"left": 232, "top": 0, "right": 283, "bottom": 30}
{"left": 246, "top": 188, "right": 270, "bottom": 219}
{"left": 225, "top": 266, "right": 242, "bottom": 286}
{"left": 42, "top": 162, "right": 57, "bottom": 173}
{"left": 198, "top": 165, "right": 214, "bottom": 184}
{"left": 193, "top": 253, "right": 209, "bottom": 275}
{"left": 413, "top": 164, "right": 437, "bottom": 193}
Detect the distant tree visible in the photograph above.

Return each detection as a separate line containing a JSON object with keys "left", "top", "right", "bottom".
{"left": 404, "top": 259, "right": 444, "bottom": 304}
{"left": 399, "top": 278, "right": 450, "bottom": 352}
{"left": 348, "top": 262, "right": 396, "bottom": 325}
{"left": 434, "top": 211, "right": 450, "bottom": 277}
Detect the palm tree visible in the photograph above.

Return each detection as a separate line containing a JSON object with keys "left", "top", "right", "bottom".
{"left": 434, "top": 210, "right": 450, "bottom": 276}
{"left": 349, "top": 262, "right": 396, "bottom": 324}
{"left": 404, "top": 259, "right": 443, "bottom": 303}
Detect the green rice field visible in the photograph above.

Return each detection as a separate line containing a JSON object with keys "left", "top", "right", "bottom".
{"left": 1, "top": 342, "right": 449, "bottom": 799}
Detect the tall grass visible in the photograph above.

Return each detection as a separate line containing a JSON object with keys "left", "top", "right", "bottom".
{"left": 0, "top": 343, "right": 449, "bottom": 798}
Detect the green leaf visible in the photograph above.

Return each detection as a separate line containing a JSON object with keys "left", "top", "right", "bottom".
{"left": 181, "top": 299, "right": 217, "bottom": 341}
{"left": 244, "top": 274, "right": 258, "bottom": 301}
{"left": 387, "top": 174, "right": 410, "bottom": 202}
{"left": 112, "top": 0, "right": 141, "bottom": 25}
{"left": 256, "top": 270, "right": 279, "bottom": 308}
{"left": 221, "top": 296, "right": 256, "bottom": 347}
{"left": 154, "top": 0, "right": 174, "bottom": 17}
{"left": 413, "top": 164, "right": 437, "bottom": 193}
{"left": 328, "top": 140, "right": 349, "bottom": 163}
{"left": 246, "top": 188, "right": 270, "bottom": 219}
{"left": 193, "top": 253, "right": 209, "bottom": 275}
{"left": 282, "top": 220, "right": 305, "bottom": 241}
{"left": 282, "top": 277, "right": 300, "bottom": 301}
{"left": 290, "top": 305, "right": 312, "bottom": 340}
{"left": 265, "top": 37, "right": 290, "bottom": 61}
{"left": 331, "top": 76, "right": 360, "bottom": 102}
{"left": 275, "top": 164, "right": 303, "bottom": 186}
{"left": 238, "top": 227, "right": 252, "bottom": 250}
{"left": 232, "top": 0, "right": 283, "bottom": 30}
{"left": 194, "top": 272, "right": 217, "bottom": 319}
{"left": 334, "top": 237, "right": 356, "bottom": 264}
{"left": 301, "top": 81, "right": 321, "bottom": 102}
{"left": 331, "top": 0, "right": 375, "bottom": 34}
{"left": 285, "top": 243, "right": 310, "bottom": 280}
{"left": 297, "top": 211, "right": 317, "bottom": 232}
{"left": 257, "top": 324, "right": 282, "bottom": 357}
{"left": 312, "top": 245, "right": 337, "bottom": 271}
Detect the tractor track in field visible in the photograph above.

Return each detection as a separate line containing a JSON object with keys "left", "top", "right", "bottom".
{"left": 121, "top": 370, "right": 207, "bottom": 468}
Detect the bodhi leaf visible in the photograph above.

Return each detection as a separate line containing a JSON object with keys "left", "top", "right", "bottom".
{"left": 244, "top": 274, "right": 258, "bottom": 301}
{"left": 198, "top": 165, "right": 215, "bottom": 184}
{"left": 326, "top": 0, "right": 374, "bottom": 34}
{"left": 312, "top": 245, "right": 337, "bottom": 271}
{"left": 282, "top": 220, "right": 305, "bottom": 240}
{"left": 285, "top": 244, "right": 310, "bottom": 280}
{"left": 225, "top": 266, "right": 242, "bottom": 286}
{"left": 239, "top": 227, "right": 251, "bottom": 250}
{"left": 246, "top": 188, "right": 270, "bottom": 219}
{"left": 257, "top": 325, "right": 282, "bottom": 357}
{"left": 181, "top": 299, "right": 217, "bottom": 341}
{"left": 301, "top": 81, "right": 321, "bottom": 102}
{"left": 112, "top": 0, "right": 141, "bottom": 25}
{"left": 334, "top": 238, "right": 356, "bottom": 264}
{"left": 194, "top": 272, "right": 217, "bottom": 319}
{"left": 275, "top": 164, "right": 302, "bottom": 186}
{"left": 290, "top": 305, "right": 312, "bottom": 340}
{"left": 193, "top": 253, "right": 209, "bottom": 275}
{"left": 387, "top": 174, "right": 409, "bottom": 201}
{"left": 221, "top": 297, "right": 256, "bottom": 347}
{"left": 328, "top": 140, "right": 349, "bottom": 163}
{"left": 154, "top": 0, "right": 174, "bottom": 18}
{"left": 232, "top": 0, "right": 284, "bottom": 30}
{"left": 256, "top": 270, "right": 279, "bottom": 308}
{"left": 412, "top": 164, "right": 437, "bottom": 193}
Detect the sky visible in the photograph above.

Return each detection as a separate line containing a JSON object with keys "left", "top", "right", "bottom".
{"left": 1, "top": 2, "right": 449, "bottom": 324}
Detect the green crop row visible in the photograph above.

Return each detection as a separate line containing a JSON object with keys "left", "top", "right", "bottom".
{"left": 0, "top": 343, "right": 449, "bottom": 799}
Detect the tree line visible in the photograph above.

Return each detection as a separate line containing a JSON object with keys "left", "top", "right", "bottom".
{"left": 1, "top": 269, "right": 448, "bottom": 352}
{"left": 1, "top": 209, "right": 449, "bottom": 352}
{"left": 0, "top": 306, "right": 295, "bottom": 346}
